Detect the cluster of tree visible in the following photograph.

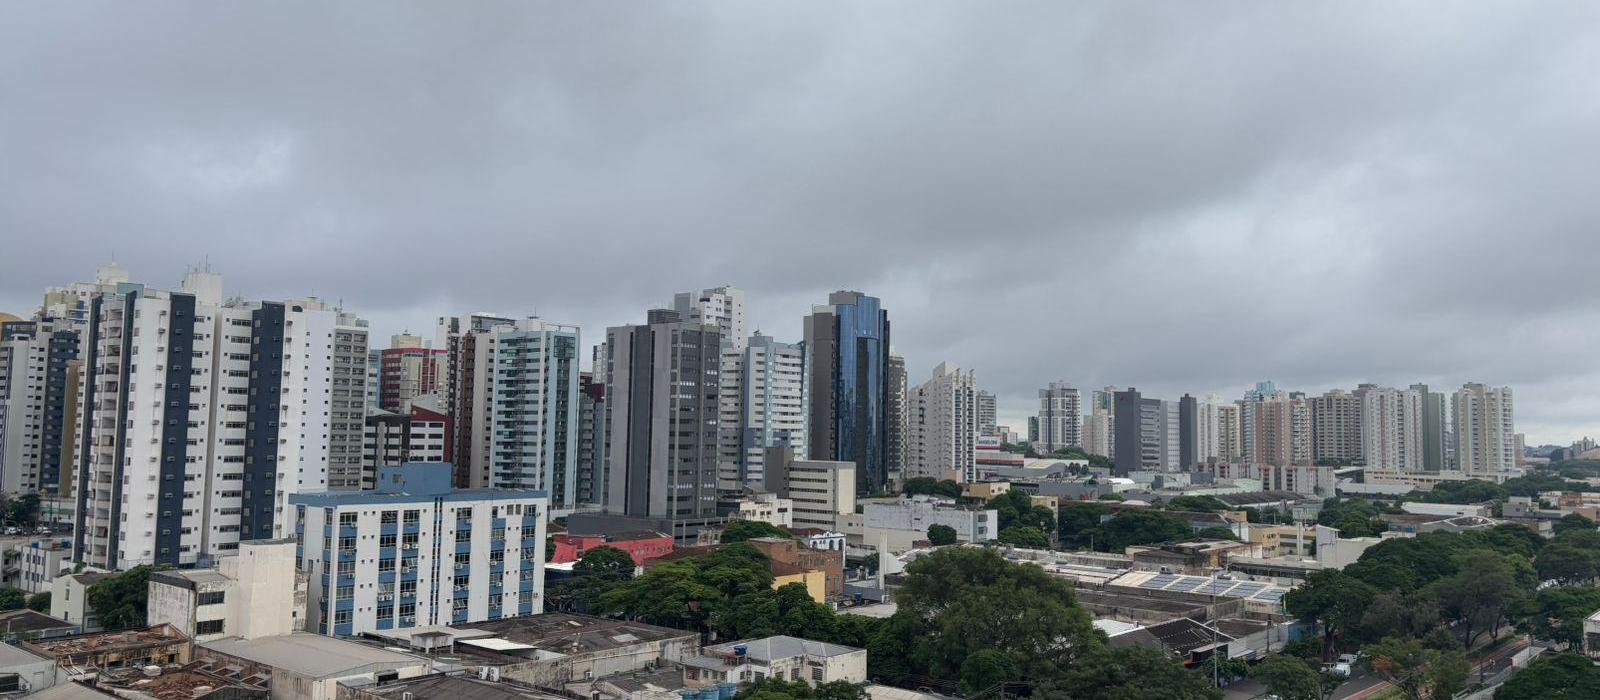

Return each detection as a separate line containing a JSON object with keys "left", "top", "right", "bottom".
{"left": 1159, "top": 495, "right": 1230, "bottom": 513}
{"left": 988, "top": 491, "right": 1055, "bottom": 549}
{"left": 546, "top": 546, "right": 637, "bottom": 613}
{"left": 1058, "top": 503, "right": 1196, "bottom": 552}
{"left": 0, "top": 587, "right": 50, "bottom": 613}
{"left": 87, "top": 565, "right": 164, "bottom": 630}
{"left": 925, "top": 524, "right": 957, "bottom": 546}
{"left": 1315, "top": 497, "right": 1392, "bottom": 538}
{"left": 901, "top": 478, "right": 963, "bottom": 499}
{"left": 0, "top": 493, "right": 41, "bottom": 527}
{"left": 1248, "top": 654, "right": 1340, "bottom": 700}
{"left": 1404, "top": 479, "right": 1511, "bottom": 505}
{"left": 1493, "top": 652, "right": 1600, "bottom": 699}
{"left": 734, "top": 679, "right": 866, "bottom": 700}
{"left": 1277, "top": 523, "right": 1600, "bottom": 698}
{"left": 866, "top": 548, "right": 1219, "bottom": 699}
{"left": 722, "top": 520, "right": 792, "bottom": 543}
{"left": 1544, "top": 458, "right": 1600, "bottom": 480}
{"left": 593, "top": 543, "right": 875, "bottom": 646}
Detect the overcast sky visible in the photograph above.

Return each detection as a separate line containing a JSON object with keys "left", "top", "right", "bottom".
{"left": 4, "top": 3, "right": 1600, "bottom": 444}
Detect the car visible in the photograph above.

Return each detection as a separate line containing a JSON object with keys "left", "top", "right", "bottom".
{"left": 3, "top": 528, "right": 17, "bottom": 536}
{"left": 1337, "top": 653, "right": 1359, "bottom": 666}
{"left": 1332, "top": 662, "right": 1352, "bottom": 677}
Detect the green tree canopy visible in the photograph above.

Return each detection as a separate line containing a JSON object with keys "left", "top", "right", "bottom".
{"left": 926, "top": 524, "right": 958, "bottom": 546}
{"left": 0, "top": 588, "right": 24, "bottom": 612}
{"left": 1404, "top": 480, "right": 1507, "bottom": 504}
{"left": 24, "top": 592, "right": 49, "bottom": 613}
{"left": 1193, "top": 526, "right": 1239, "bottom": 541}
{"left": 997, "top": 525, "right": 1049, "bottom": 548}
{"left": 1316, "top": 498, "right": 1388, "bottom": 538}
{"left": 1163, "top": 495, "right": 1228, "bottom": 512}
{"left": 989, "top": 490, "right": 1055, "bottom": 532}
{"left": 1251, "top": 655, "right": 1336, "bottom": 700}
{"left": 87, "top": 565, "right": 163, "bottom": 629}
{"left": 959, "top": 648, "right": 1020, "bottom": 694}
{"left": 903, "top": 477, "right": 963, "bottom": 499}
{"left": 1529, "top": 587, "right": 1600, "bottom": 649}
{"left": 1285, "top": 570, "right": 1376, "bottom": 658}
{"left": 1553, "top": 513, "right": 1597, "bottom": 537}
{"left": 736, "top": 679, "right": 866, "bottom": 700}
{"left": 1494, "top": 652, "right": 1600, "bottom": 699}
{"left": 1035, "top": 646, "right": 1222, "bottom": 700}
{"left": 722, "top": 519, "right": 791, "bottom": 543}
{"left": 1096, "top": 509, "right": 1193, "bottom": 552}
{"left": 1362, "top": 637, "right": 1469, "bottom": 700}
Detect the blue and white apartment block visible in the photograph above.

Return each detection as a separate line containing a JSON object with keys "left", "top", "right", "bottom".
{"left": 290, "top": 462, "right": 547, "bottom": 636}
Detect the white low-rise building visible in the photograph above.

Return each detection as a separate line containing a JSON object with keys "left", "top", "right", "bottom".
{"left": 290, "top": 462, "right": 547, "bottom": 636}
{"left": 147, "top": 539, "right": 306, "bottom": 642}
{"left": 196, "top": 632, "right": 433, "bottom": 700}
{"left": 14, "top": 540, "right": 72, "bottom": 594}
{"left": 858, "top": 496, "right": 997, "bottom": 549}
{"left": 735, "top": 493, "right": 793, "bottom": 527}
{"left": 685, "top": 636, "right": 866, "bottom": 688}
{"left": 50, "top": 571, "right": 111, "bottom": 633}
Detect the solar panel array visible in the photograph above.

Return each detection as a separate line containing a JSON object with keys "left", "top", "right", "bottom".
{"left": 1132, "top": 573, "right": 1288, "bottom": 603}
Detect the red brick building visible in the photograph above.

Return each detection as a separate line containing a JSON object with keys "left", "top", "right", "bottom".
{"left": 551, "top": 532, "right": 673, "bottom": 566}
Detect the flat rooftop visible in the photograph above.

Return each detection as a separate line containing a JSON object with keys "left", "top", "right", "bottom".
{"left": 448, "top": 614, "right": 694, "bottom": 663}
{"left": 354, "top": 673, "right": 566, "bottom": 700}
{"left": 101, "top": 666, "right": 266, "bottom": 700}
{"left": 0, "top": 609, "right": 78, "bottom": 635}
{"left": 201, "top": 633, "right": 425, "bottom": 679}
{"left": 27, "top": 626, "right": 185, "bottom": 659}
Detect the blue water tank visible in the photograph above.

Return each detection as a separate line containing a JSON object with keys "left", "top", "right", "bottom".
{"left": 679, "top": 690, "right": 698, "bottom": 700}
{"left": 719, "top": 682, "right": 737, "bottom": 699}
{"left": 699, "top": 688, "right": 719, "bottom": 700}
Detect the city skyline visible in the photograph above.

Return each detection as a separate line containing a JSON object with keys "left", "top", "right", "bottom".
{"left": 6, "top": 4, "right": 1600, "bottom": 445}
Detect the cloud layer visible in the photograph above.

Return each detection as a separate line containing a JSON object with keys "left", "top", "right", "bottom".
{"left": 4, "top": 2, "right": 1599, "bottom": 443}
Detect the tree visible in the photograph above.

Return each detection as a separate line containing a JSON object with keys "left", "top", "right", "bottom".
{"left": 0, "top": 494, "right": 41, "bottom": 526}
{"left": 548, "top": 545, "right": 638, "bottom": 612}
{"left": 737, "top": 679, "right": 866, "bottom": 700}
{"left": 1363, "top": 637, "right": 1468, "bottom": 700}
{"left": 1035, "top": 646, "right": 1222, "bottom": 700}
{"left": 722, "top": 519, "right": 791, "bottom": 543}
{"left": 1405, "top": 480, "right": 1507, "bottom": 505}
{"left": 87, "top": 565, "right": 162, "bottom": 629}
{"left": 926, "top": 524, "right": 958, "bottom": 546}
{"left": 1528, "top": 587, "right": 1600, "bottom": 649}
{"left": 903, "top": 477, "right": 963, "bottom": 499}
{"left": 1352, "top": 591, "right": 1442, "bottom": 647}
{"left": 573, "top": 545, "right": 637, "bottom": 580}
{"left": 959, "top": 649, "right": 1019, "bottom": 694}
{"left": 1251, "top": 655, "right": 1336, "bottom": 700}
{"left": 1285, "top": 570, "right": 1376, "bottom": 659}
{"left": 24, "top": 591, "right": 49, "bottom": 613}
{"left": 1317, "top": 498, "right": 1388, "bottom": 538}
{"left": 596, "top": 543, "right": 772, "bottom": 629}
{"left": 1058, "top": 503, "right": 1112, "bottom": 550}
{"left": 0, "top": 588, "right": 24, "bottom": 612}
{"left": 989, "top": 491, "right": 1055, "bottom": 532}
{"left": 1494, "top": 652, "right": 1600, "bottom": 699}
{"left": 1096, "top": 510, "right": 1192, "bottom": 552}
{"left": 1536, "top": 542, "right": 1600, "bottom": 585}
{"left": 1430, "top": 549, "right": 1530, "bottom": 647}
{"left": 887, "top": 547, "right": 1101, "bottom": 681}
{"left": 997, "top": 526, "right": 1049, "bottom": 548}
{"left": 1097, "top": 493, "right": 1124, "bottom": 502}
{"left": 1553, "top": 513, "right": 1597, "bottom": 538}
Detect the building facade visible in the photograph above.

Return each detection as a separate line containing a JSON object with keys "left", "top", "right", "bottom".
{"left": 764, "top": 447, "right": 855, "bottom": 532}
{"left": 377, "top": 335, "right": 444, "bottom": 414}
{"left": 360, "top": 400, "right": 450, "bottom": 488}
{"left": 1036, "top": 382, "right": 1081, "bottom": 453}
{"left": 906, "top": 362, "right": 978, "bottom": 482}
{"left": 671, "top": 287, "right": 747, "bottom": 352}
{"left": 803, "top": 292, "right": 891, "bottom": 496}
{"left": 1452, "top": 383, "right": 1516, "bottom": 477}
{"left": 291, "top": 463, "right": 547, "bottom": 637}
{"left": 1310, "top": 389, "right": 1363, "bottom": 465}
{"left": 147, "top": 539, "right": 305, "bottom": 642}
{"left": 1361, "top": 386, "right": 1423, "bottom": 472}
{"left": 717, "top": 332, "right": 806, "bottom": 490}
{"left": 0, "top": 317, "right": 78, "bottom": 495}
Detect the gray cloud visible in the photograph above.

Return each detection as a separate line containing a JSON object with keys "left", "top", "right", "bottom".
{"left": 4, "top": 2, "right": 1599, "bottom": 443}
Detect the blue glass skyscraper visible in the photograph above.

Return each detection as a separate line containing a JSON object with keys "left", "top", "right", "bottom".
{"left": 803, "top": 291, "right": 891, "bottom": 495}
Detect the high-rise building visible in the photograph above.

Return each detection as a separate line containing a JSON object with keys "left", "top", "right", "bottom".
{"left": 1216, "top": 403, "right": 1242, "bottom": 462}
{"left": 765, "top": 446, "right": 856, "bottom": 532}
{"left": 363, "top": 349, "right": 381, "bottom": 416}
{"left": 0, "top": 317, "right": 78, "bottom": 494}
{"left": 976, "top": 391, "right": 997, "bottom": 438}
{"left": 1193, "top": 395, "right": 1226, "bottom": 465}
{"left": 1361, "top": 386, "right": 1422, "bottom": 472}
{"left": 575, "top": 372, "right": 607, "bottom": 508}
{"left": 73, "top": 270, "right": 369, "bottom": 569}
{"left": 378, "top": 334, "right": 445, "bottom": 414}
{"left": 1452, "top": 383, "right": 1516, "bottom": 477}
{"left": 672, "top": 287, "right": 746, "bottom": 352}
{"left": 907, "top": 362, "right": 979, "bottom": 482}
{"left": 886, "top": 353, "right": 908, "bottom": 482}
{"left": 1410, "top": 384, "right": 1448, "bottom": 472}
{"left": 1035, "top": 382, "right": 1081, "bottom": 453}
{"left": 803, "top": 291, "right": 891, "bottom": 496}
{"left": 603, "top": 310, "right": 721, "bottom": 522}
{"left": 1245, "top": 391, "right": 1313, "bottom": 467}
{"left": 1081, "top": 387, "right": 1116, "bottom": 459}
{"left": 717, "top": 332, "right": 806, "bottom": 489}
{"left": 1178, "top": 394, "right": 1198, "bottom": 470}
{"left": 487, "top": 320, "right": 581, "bottom": 508}
{"left": 291, "top": 463, "right": 546, "bottom": 636}
{"left": 1027, "top": 416, "right": 1039, "bottom": 445}
{"left": 1310, "top": 389, "right": 1363, "bottom": 464}
{"left": 360, "top": 398, "right": 451, "bottom": 488}
{"left": 438, "top": 312, "right": 515, "bottom": 489}
{"left": 1112, "top": 388, "right": 1177, "bottom": 475}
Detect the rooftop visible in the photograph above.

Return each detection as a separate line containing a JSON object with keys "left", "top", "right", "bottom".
{"left": 100, "top": 664, "right": 266, "bottom": 700}
{"left": 0, "top": 609, "right": 77, "bottom": 635}
{"left": 26, "top": 625, "right": 183, "bottom": 659}
{"left": 447, "top": 614, "right": 694, "bottom": 663}
{"left": 1143, "top": 617, "right": 1234, "bottom": 656}
{"left": 1108, "top": 571, "right": 1290, "bottom": 604}
{"left": 200, "top": 633, "right": 425, "bottom": 679}
{"left": 0, "top": 640, "right": 49, "bottom": 667}
{"left": 25, "top": 683, "right": 118, "bottom": 700}
{"left": 703, "top": 636, "right": 861, "bottom": 663}
{"left": 352, "top": 673, "right": 567, "bottom": 700}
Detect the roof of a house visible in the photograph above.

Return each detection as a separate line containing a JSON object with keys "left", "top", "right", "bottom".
{"left": 704, "top": 636, "right": 861, "bottom": 662}
{"left": 354, "top": 673, "right": 567, "bottom": 700}
{"left": 0, "top": 641, "right": 49, "bottom": 667}
{"left": 0, "top": 609, "right": 77, "bottom": 635}
{"left": 1143, "top": 618, "right": 1235, "bottom": 656}
{"left": 25, "top": 683, "right": 118, "bottom": 700}
{"left": 200, "top": 633, "right": 426, "bottom": 679}
{"left": 452, "top": 614, "right": 694, "bottom": 661}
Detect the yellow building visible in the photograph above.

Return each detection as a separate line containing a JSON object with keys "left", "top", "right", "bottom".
{"left": 772, "top": 564, "right": 827, "bottom": 603}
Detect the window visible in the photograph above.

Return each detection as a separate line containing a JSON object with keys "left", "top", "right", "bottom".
{"left": 334, "top": 610, "right": 352, "bottom": 625}
{"left": 197, "top": 591, "right": 225, "bottom": 606}
{"left": 196, "top": 620, "right": 225, "bottom": 635}
{"left": 339, "top": 512, "right": 357, "bottom": 527}
{"left": 379, "top": 534, "right": 397, "bottom": 548}
{"left": 380, "top": 511, "right": 398, "bottom": 525}
{"left": 379, "top": 557, "right": 395, "bottom": 573}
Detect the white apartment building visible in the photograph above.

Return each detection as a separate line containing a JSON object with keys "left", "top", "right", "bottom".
{"left": 718, "top": 332, "right": 806, "bottom": 489}
{"left": 73, "top": 270, "right": 369, "bottom": 570}
{"left": 1361, "top": 386, "right": 1422, "bottom": 472}
{"left": 672, "top": 287, "right": 747, "bottom": 352}
{"left": 443, "top": 318, "right": 581, "bottom": 512}
{"left": 0, "top": 317, "right": 79, "bottom": 494}
{"left": 907, "top": 362, "right": 979, "bottom": 482}
{"left": 1311, "top": 389, "right": 1363, "bottom": 464}
{"left": 1453, "top": 383, "right": 1517, "bottom": 477}
{"left": 765, "top": 448, "right": 856, "bottom": 532}
{"left": 1036, "top": 382, "right": 1081, "bottom": 452}
{"left": 976, "top": 391, "right": 997, "bottom": 437}
{"left": 147, "top": 539, "right": 306, "bottom": 642}
{"left": 688, "top": 637, "right": 866, "bottom": 689}
{"left": 1195, "top": 396, "right": 1225, "bottom": 465}
{"left": 291, "top": 463, "right": 547, "bottom": 637}
{"left": 861, "top": 496, "right": 998, "bottom": 544}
